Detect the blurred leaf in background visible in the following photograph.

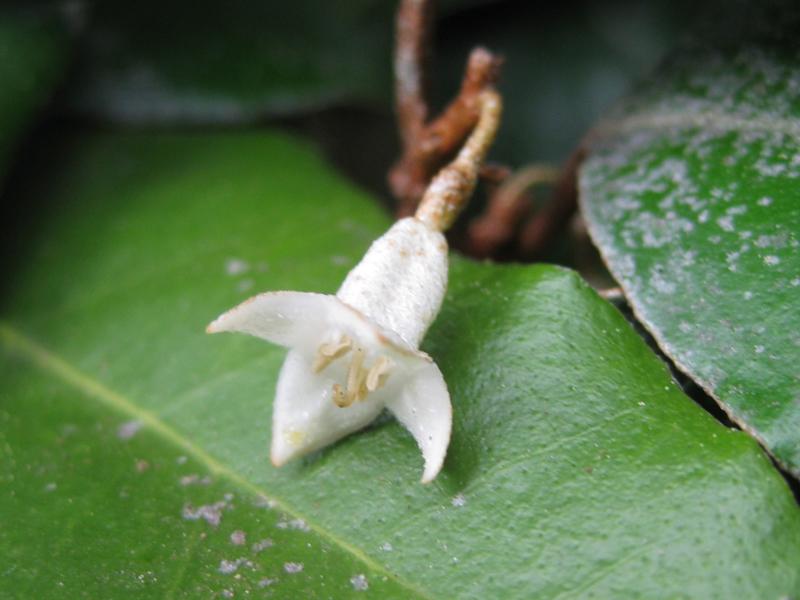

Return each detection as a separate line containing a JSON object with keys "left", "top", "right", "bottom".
{"left": 0, "top": 8, "right": 69, "bottom": 180}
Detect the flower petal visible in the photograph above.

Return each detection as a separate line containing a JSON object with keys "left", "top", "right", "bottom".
{"left": 386, "top": 361, "right": 452, "bottom": 483}
{"left": 207, "top": 291, "right": 417, "bottom": 356}
{"left": 270, "top": 349, "right": 385, "bottom": 466}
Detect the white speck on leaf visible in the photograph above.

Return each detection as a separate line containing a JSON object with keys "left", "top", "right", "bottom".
{"left": 764, "top": 255, "right": 780, "bottom": 266}
{"left": 350, "top": 574, "right": 369, "bottom": 591}
{"left": 253, "top": 495, "right": 276, "bottom": 509}
{"left": 117, "top": 420, "right": 142, "bottom": 440}
{"left": 181, "top": 498, "right": 230, "bottom": 527}
{"left": 230, "top": 530, "right": 246, "bottom": 546}
{"left": 380, "top": 542, "right": 393, "bottom": 552}
{"left": 44, "top": 482, "right": 57, "bottom": 492}
{"left": 276, "top": 518, "right": 310, "bottom": 532}
{"left": 451, "top": 493, "right": 466, "bottom": 507}
{"left": 219, "top": 560, "right": 238, "bottom": 575}
{"left": 225, "top": 258, "right": 249, "bottom": 276}
{"left": 284, "top": 562, "right": 303, "bottom": 574}
{"left": 252, "top": 538, "right": 273, "bottom": 553}
{"left": 716, "top": 215, "right": 735, "bottom": 232}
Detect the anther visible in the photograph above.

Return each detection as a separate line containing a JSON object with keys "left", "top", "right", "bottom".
{"left": 346, "top": 347, "right": 366, "bottom": 397}
{"left": 366, "top": 356, "right": 393, "bottom": 391}
{"left": 312, "top": 335, "right": 352, "bottom": 373}
{"left": 332, "top": 383, "right": 350, "bottom": 408}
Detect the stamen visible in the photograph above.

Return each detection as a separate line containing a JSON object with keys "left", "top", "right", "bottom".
{"left": 332, "top": 383, "right": 350, "bottom": 408}
{"left": 312, "top": 335, "right": 352, "bottom": 373}
{"left": 333, "top": 349, "right": 391, "bottom": 408}
{"left": 366, "top": 356, "right": 393, "bottom": 391}
{"left": 346, "top": 347, "right": 366, "bottom": 397}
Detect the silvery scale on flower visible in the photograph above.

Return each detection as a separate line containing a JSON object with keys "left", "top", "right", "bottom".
{"left": 207, "top": 91, "right": 501, "bottom": 482}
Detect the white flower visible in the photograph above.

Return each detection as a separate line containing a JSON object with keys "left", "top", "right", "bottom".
{"left": 208, "top": 87, "right": 502, "bottom": 483}
{"left": 207, "top": 217, "right": 452, "bottom": 483}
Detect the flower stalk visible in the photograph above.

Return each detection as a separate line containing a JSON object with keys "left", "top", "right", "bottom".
{"left": 415, "top": 89, "right": 503, "bottom": 232}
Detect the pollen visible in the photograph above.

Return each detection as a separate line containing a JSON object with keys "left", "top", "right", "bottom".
{"left": 332, "top": 383, "right": 349, "bottom": 407}
{"left": 285, "top": 429, "right": 306, "bottom": 447}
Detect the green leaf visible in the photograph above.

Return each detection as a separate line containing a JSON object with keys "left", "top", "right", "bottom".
{"left": 66, "top": 0, "right": 394, "bottom": 122}
{"left": 0, "top": 10, "right": 68, "bottom": 178}
{"left": 66, "top": 0, "right": 488, "bottom": 124}
{"left": 579, "top": 2, "right": 800, "bottom": 476}
{"left": 2, "top": 132, "right": 798, "bottom": 598}
{"left": 0, "top": 348, "right": 411, "bottom": 598}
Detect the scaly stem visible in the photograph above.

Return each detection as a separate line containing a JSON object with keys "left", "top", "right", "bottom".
{"left": 415, "top": 89, "right": 502, "bottom": 232}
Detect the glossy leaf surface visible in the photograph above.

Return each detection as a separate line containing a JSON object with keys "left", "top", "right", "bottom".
{"left": 580, "top": 2, "right": 800, "bottom": 475}
{"left": 2, "top": 132, "right": 798, "bottom": 598}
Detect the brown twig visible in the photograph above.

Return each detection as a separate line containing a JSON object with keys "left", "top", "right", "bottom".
{"left": 466, "top": 164, "right": 560, "bottom": 258}
{"left": 390, "top": 0, "right": 503, "bottom": 217}
{"left": 394, "top": 0, "right": 433, "bottom": 147}
{"left": 416, "top": 90, "right": 503, "bottom": 232}
{"left": 517, "top": 143, "right": 588, "bottom": 258}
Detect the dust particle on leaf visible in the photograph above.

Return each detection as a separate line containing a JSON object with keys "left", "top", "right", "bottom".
{"left": 350, "top": 574, "right": 369, "bottom": 591}
{"left": 218, "top": 560, "right": 238, "bottom": 575}
{"left": 225, "top": 258, "right": 249, "bottom": 276}
{"left": 230, "top": 530, "right": 246, "bottom": 546}
{"left": 252, "top": 539, "right": 273, "bottom": 553}
{"left": 117, "top": 420, "right": 142, "bottom": 440}
{"left": 283, "top": 562, "right": 303, "bottom": 574}
{"left": 182, "top": 498, "right": 230, "bottom": 527}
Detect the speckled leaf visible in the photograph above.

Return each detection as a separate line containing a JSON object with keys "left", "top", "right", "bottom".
{"left": 1, "top": 132, "right": 798, "bottom": 598}
{"left": 0, "top": 10, "right": 68, "bottom": 178}
{"left": 580, "top": 2, "right": 800, "bottom": 476}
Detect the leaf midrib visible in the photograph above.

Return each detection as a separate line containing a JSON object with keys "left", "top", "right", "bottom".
{"left": 0, "top": 321, "right": 434, "bottom": 600}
